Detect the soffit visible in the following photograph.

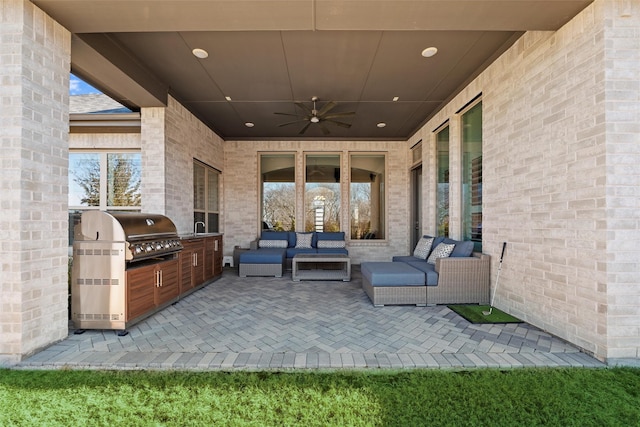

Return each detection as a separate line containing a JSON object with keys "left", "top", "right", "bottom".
{"left": 32, "top": 0, "right": 593, "bottom": 140}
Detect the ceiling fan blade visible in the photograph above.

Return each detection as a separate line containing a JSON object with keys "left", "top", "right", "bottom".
{"left": 323, "top": 111, "right": 355, "bottom": 119}
{"left": 274, "top": 112, "right": 301, "bottom": 117}
{"left": 294, "top": 102, "right": 313, "bottom": 115}
{"left": 317, "top": 101, "right": 337, "bottom": 117}
{"left": 324, "top": 119, "right": 352, "bottom": 128}
{"left": 298, "top": 122, "right": 312, "bottom": 134}
{"left": 319, "top": 123, "right": 331, "bottom": 135}
{"left": 278, "top": 120, "right": 306, "bottom": 127}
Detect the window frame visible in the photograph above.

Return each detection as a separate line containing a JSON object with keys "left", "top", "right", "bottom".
{"left": 304, "top": 152, "right": 342, "bottom": 233}
{"left": 348, "top": 152, "right": 387, "bottom": 241}
{"left": 460, "top": 99, "right": 483, "bottom": 251}
{"left": 68, "top": 149, "right": 142, "bottom": 211}
{"left": 193, "top": 159, "right": 221, "bottom": 233}
{"left": 259, "top": 152, "right": 297, "bottom": 232}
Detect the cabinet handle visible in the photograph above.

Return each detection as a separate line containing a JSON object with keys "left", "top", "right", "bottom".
{"left": 214, "top": 240, "right": 218, "bottom": 251}
{"left": 155, "top": 270, "right": 160, "bottom": 287}
{"left": 159, "top": 269, "right": 163, "bottom": 287}
{"left": 193, "top": 253, "right": 197, "bottom": 267}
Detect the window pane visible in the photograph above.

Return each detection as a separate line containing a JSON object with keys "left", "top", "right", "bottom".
{"left": 350, "top": 154, "right": 385, "bottom": 239}
{"left": 261, "top": 154, "right": 295, "bottom": 231}
{"left": 462, "top": 102, "right": 482, "bottom": 251}
{"left": 436, "top": 127, "right": 450, "bottom": 237}
{"left": 106, "top": 153, "right": 141, "bottom": 207}
{"left": 305, "top": 154, "right": 340, "bottom": 232}
{"left": 193, "top": 162, "right": 206, "bottom": 210}
{"left": 207, "top": 171, "right": 219, "bottom": 212}
{"left": 69, "top": 153, "right": 100, "bottom": 207}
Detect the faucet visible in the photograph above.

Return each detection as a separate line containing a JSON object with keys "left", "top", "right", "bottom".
{"left": 194, "top": 221, "right": 206, "bottom": 234}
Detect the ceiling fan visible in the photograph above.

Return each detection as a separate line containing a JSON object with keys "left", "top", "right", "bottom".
{"left": 275, "top": 96, "right": 355, "bottom": 135}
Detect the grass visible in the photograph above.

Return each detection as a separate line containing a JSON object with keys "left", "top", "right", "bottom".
{"left": 448, "top": 304, "right": 522, "bottom": 324}
{"left": 1, "top": 368, "right": 639, "bottom": 426}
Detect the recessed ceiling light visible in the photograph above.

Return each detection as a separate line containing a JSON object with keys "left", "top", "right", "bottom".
{"left": 421, "top": 47, "right": 438, "bottom": 58}
{"left": 245, "top": 122, "right": 255, "bottom": 128}
{"left": 192, "top": 48, "right": 209, "bottom": 59}
{"left": 225, "top": 96, "right": 232, "bottom": 101}
{"left": 377, "top": 122, "right": 386, "bottom": 128}
{"left": 392, "top": 96, "right": 399, "bottom": 102}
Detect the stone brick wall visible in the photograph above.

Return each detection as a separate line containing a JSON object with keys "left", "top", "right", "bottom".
{"left": 602, "top": 0, "right": 640, "bottom": 362}
{"left": 223, "top": 140, "right": 409, "bottom": 262}
{"left": 0, "top": 0, "right": 70, "bottom": 364}
{"left": 410, "top": 0, "right": 639, "bottom": 362}
{"left": 163, "top": 96, "right": 224, "bottom": 234}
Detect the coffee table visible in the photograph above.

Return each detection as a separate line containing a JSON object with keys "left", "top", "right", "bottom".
{"left": 292, "top": 253, "right": 351, "bottom": 282}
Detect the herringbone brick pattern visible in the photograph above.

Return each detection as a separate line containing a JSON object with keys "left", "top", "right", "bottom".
{"left": 19, "top": 268, "right": 603, "bottom": 370}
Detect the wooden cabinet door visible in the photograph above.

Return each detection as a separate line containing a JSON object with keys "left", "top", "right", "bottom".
{"left": 126, "top": 263, "right": 156, "bottom": 321}
{"left": 179, "top": 247, "right": 194, "bottom": 293}
{"left": 204, "top": 237, "right": 215, "bottom": 281}
{"left": 180, "top": 239, "right": 205, "bottom": 291}
{"left": 213, "top": 236, "right": 223, "bottom": 276}
{"left": 155, "top": 259, "right": 180, "bottom": 306}
{"left": 192, "top": 243, "right": 205, "bottom": 286}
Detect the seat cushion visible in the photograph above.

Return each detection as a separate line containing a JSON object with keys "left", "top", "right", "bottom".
{"left": 239, "top": 248, "right": 286, "bottom": 264}
{"left": 361, "top": 262, "right": 425, "bottom": 287}
{"left": 404, "top": 261, "right": 439, "bottom": 286}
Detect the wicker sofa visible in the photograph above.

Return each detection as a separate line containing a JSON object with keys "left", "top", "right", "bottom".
{"left": 361, "top": 236, "right": 490, "bottom": 306}
{"left": 240, "top": 231, "right": 348, "bottom": 277}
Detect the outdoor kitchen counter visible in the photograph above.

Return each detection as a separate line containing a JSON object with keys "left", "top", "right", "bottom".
{"left": 179, "top": 232, "right": 223, "bottom": 239}
{"left": 178, "top": 233, "right": 224, "bottom": 292}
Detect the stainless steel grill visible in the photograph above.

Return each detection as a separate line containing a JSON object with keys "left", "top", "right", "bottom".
{"left": 72, "top": 211, "right": 183, "bottom": 332}
{"left": 75, "top": 211, "right": 183, "bottom": 262}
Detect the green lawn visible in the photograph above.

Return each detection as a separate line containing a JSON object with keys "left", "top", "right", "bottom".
{"left": 1, "top": 368, "right": 639, "bottom": 426}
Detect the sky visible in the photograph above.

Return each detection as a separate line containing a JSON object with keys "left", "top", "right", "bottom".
{"left": 70, "top": 73, "right": 101, "bottom": 95}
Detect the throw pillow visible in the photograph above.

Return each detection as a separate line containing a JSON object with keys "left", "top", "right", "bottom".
{"left": 413, "top": 236, "right": 434, "bottom": 259}
{"left": 427, "top": 242, "right": 456, "bottom": 265}
{"left": 317, "top": 240, "right": 346, "bottom": 249}
{"left": 258, "top": 239, "right": 288, "bottom": 249}
{"left": 295, "top": 232, "right": 313, "bottom": 248}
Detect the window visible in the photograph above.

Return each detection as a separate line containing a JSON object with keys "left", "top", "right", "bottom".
{"left": 193, "top": 160, "right": 220, "bottom": 232}
{"left": 305, "top": 154, "right": 340, "bottom": 232}
{"left": 461, "top": 101, "right": 482, "bottom": 251}
{"left": 68, "top": 151, "right": 141, "bottom": 243}
{"left": 436, "top": 126, "right": 450, "bottom": 237}
{"left": 350, "top": 154, "right": 385, "bottom": 240}
{"left": 260, "top": 153, "right": 295, "bottom": 231}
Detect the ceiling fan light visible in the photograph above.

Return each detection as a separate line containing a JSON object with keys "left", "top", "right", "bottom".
{"left": 310, "top": 116, "right": 320, "bottom": 123}
{"left": 245, "top": 122, "right": 255, "bottom": 128}
{"left": 377, "top": 122, "right": 387, "bottom": 128}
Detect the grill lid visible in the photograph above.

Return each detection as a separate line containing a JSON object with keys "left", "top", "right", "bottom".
{"left": 77, "top": 211, "right": 182, "bottom": 261}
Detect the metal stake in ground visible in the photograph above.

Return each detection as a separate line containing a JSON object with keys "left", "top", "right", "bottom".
{"left": 483, "top": 241, "right": 507, "bottom": 316}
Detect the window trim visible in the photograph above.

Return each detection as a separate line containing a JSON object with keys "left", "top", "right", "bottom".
{"left": 68, "top": 149, "right": 142, "bottom": 211}
{"left": 193, "top": 159, "right": 221, "bottom": 233}
{"left": 259, "top": 151, "right": 297, "bottom": 233}
{"left": 348, "top": 151, "right": 387, "bottom": 242}
{"left": 304, "top": 152, "right": 342, "bottom": 233}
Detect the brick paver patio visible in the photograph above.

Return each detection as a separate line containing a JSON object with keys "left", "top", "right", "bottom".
{"left": 18, "top": 267, "right": 604, "bottom": 370}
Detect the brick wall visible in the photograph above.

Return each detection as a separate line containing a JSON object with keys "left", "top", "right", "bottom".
{"left": 223, "top": 140, "right": 409, "bottom": 262}
{"left": 602, "top": 0, "right": 640, "bottom": 362}
{"left": 140, "top": 96, "right": 224, "bottom": 231}
{"left": 0, "top": 0, "right": 70, "bottom": 364}
{"left": 410, "top": 0, "right": 639, "bottom": 362}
